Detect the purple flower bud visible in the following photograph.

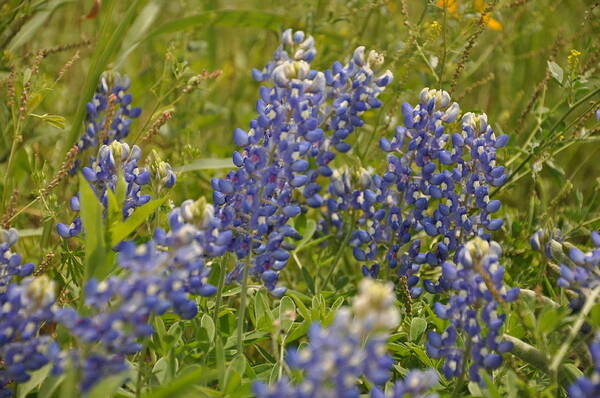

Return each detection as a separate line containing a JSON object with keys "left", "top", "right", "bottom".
{"left": 235, "top": 128, "right": 253, "bottom": 147}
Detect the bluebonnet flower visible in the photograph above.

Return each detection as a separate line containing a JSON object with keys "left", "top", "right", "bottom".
{"left": 77, "top": 73, "right": 141, "bottom": 153}
{"left": 55, "top": 214, "right": 220, "bottom": 391}
{"left": 0, "top": 228, "right": 34, "bottom": 288}
{"left": 58, "top": 83, "right": 175, "bottom": 239}
{"left": 426, "top": 238, "right": 519, "bottom": 384}
{"left": 370, "top": 369, "right": 438, "bottom": 398}
{"left": 212, "top": 29, "right": 392, "bottom": 295}
{"left": 253, "top": 279, "right": 437, "bottom": 397}
{"left": 333, "top": 88, "right": 509, "bottom": 295}
{"left": 568, "top": 332, "right": 600, "bottom": 398}
{"left": 0, "top": 229, "right": 60, "bottom": 397}
{"left": 531, "top": 230, "right": 600, "bottom": 312}
{"left": 556, "top": 231, "right": 600, "bottom": 295}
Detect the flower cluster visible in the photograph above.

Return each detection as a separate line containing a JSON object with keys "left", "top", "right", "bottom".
{"left": 568, "top": 332, "right": 600, "bottom": 398}
{"left": 253, "top": 279, "right": 438, "bottom": 397}
{"left": 530, "top": 229, "right": 600, "bottom": 310}
{"left": 371, "top": 369, "right": 439, "bottom": 398}
{"left": 211, "top": 29, "right": 392, "bottom": 295}
{"left": 57, "top": 76, "right": 175, "bottom": 239}
{"left": 426, "top": 237, "right": 519, "bottom": 383}
{"left": 55, "top": 202, "right": 224, "bottom": 391}
{"left": 559, "top": 232, "right": 600, "bottom": 293}
{"left": 0, "top": 229, "right": 59, "bottom": 397}
{"left": 77, "top": 73, "right": 141, "bottom": 153}
{"left": 530, "top": 229, "right": 600, "bottom": 397}
{"left": 326, "top": 88, "right": 508, "bottom": 294}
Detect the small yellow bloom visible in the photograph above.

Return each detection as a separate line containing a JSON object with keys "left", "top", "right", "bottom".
{"left": 427, "top": 21, "right": 443, "bottom": 40}
{"left": 568, "top": 49, "right": 582, "bottom": 69}
{"left": 474, "top": 0, "right": 503, "bottom": 30}
{"left": 437, "top": 0, "right": 503, "bottom": 31}
{"left": 437, "top": 0, "right": 459, "bottom": 16}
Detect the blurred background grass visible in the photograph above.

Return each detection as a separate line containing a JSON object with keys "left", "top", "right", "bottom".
{"left": 0, "top": 0, "right": 599, "bottom": 276}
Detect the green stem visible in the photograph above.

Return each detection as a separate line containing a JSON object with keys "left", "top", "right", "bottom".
{"left": 439, "top": 0, "right": 448, "bottom": 88}
{"left": 322, "top": 212, "right": 355, "bottom": 289}
{"left": 213, "top": 259, "right": 227, "bottom": 386}
{"left": 549, "top": 285, "right": 600, "bottom": 374}
{"left": 135, "top": 325, "right": 152, "bottom": 398}
{"left": 492, "top": 86, "right": 600, "bottom": 198}
{"left": 451, "top": 341, "right": 470, "bottom": 398}
{"left": 504, "top": 334, "right": 579, "bottom": 388}
{"left": 213, "top": 258, "right": 226, "bottom": 330}
{"left": 236, "top": 256, "right": 251, "bottom": 357}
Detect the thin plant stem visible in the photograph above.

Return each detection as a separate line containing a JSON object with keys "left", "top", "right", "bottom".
{"left": 322, "top": 212, "right": 356, "bottom": 289}
{"left": 451, "top": 340, "right": 471, "bottom": 398}
{"left": 439, "top": 0, "right": 448, "bottom": 88}
{"left": 549, "top": 285, "right": 600, "bottom": 374}
{"left": 236, "top": 254, "right": 251, "bottom": 357}
{"left": 492, "top": 86, "right": 600, "bottom": 197}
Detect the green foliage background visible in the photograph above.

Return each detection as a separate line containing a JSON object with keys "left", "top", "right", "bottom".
{"left": 0, "top": 0, "right": 599, "bottom": 397}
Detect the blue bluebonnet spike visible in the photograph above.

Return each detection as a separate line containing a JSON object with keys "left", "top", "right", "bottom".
{"left": 320, "top": 88, "right": 508, "bottom": 295}
{"left": 254, "top": 279, "right": 438, "bottom": 397}
{"left": 0, "top": 230, "right": 61, "bottom": 397}
{"left": 426, "top": 237, "right": 519, "bottom": 384}
{"left": 209, "top": 29, "right": 392, "bottom": 294}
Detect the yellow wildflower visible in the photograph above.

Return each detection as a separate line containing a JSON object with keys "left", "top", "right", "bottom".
{"left": 437, "top": 0, "right": 503, "bottom": 31}
{"left": 437, "top": 0, "right": 459, "bottom": 16}
{"left": 568, "top": 49, "right": 581, "bottom": 70}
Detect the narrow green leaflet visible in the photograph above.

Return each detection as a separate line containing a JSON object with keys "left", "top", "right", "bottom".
{"left": 175, "top": 158, "right": 234, "bottom": 173}
{"left": 78, "top": 174, "right": 111, "bottom": 281}
{"left": 141, "top": 366, "right": 205, "bottom": 398}
{"left": 87, "top": 372, "right": 130, "bottom": 398}
{"left": 110, "top": 196, "right": 167, "bottom": 246}
{"left": 7, "top": 1, "right": 74, "bottom": 52}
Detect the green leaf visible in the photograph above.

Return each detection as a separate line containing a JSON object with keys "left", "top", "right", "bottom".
{"left": 105, "top": 188, "right": 122, "bottom": 231}
{"left": 38, "top": 374, "right": 64, "bottom": 398}
{"left": 503, "top": 370, "right": 519, "bottom": 398}
{"left": 114, "top": 0, "right": 164, "bottom": 68}
{"left": 87, "top": 372, "right": 130, "bottom": 398}
{"left": 294, "top": 219, "right": 317, "bottom": 253}
{"left": 141, "top": 10, "right": 297, "bottom": 44}
{"left": 288, "top": 291, "right": 311, "bottom": 322}
{"left": 201, "top": 313, "right": 216, "bottom": 341}
{"left": 254, "top": 289, "right": 274, "bottom": 331}
{"left": 300, "top": 266, "right": 315, "bottom": 295}
{"left": 110, "top": 197, "right": 167, "bottom": 246}
{"left": 279, "top": 296, "right": 296, "bottom": 335}
{"left": 481, "top": 372, "right": 502, "bottom": 398}
{"left": 30, "top": 113, "right": 67, "bottom": 129}
{"left": 152, "top": 357, "right": 169, "bottom": 385}
{"left": 547, "top": 61, "right": 564, "bottom": 84}
{"left": 79, "top": 174, "right": 111, "bottom": 281}
{"left": 7, "top": 1, "right": 74, "bottom": 52}
{"left": 16, "top": 363, "right": 51, "bottom": 398}
{"left": 590, "top": 302, "right": 600, "bottom": 327}
{"left": 537, "top": 307, "right": 564, "bottom": 334}
{"left": 224, "top": 355, "right": 246, "bottom": 394}
{"left": 409, "top": 317, "right": 427, "bottom": 342}
{"left": 141, "top": 366, "right": 204, "bottom": 398}
{"left": 175, "top": 158, "right": 234, "bottom": 173}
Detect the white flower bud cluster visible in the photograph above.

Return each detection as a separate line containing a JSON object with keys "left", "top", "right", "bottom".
{"left": 22, "top": 275, "right": 56, "bottom": 312}
{"left": 462, "top": 236, "right": 502, "bottom": 268}
{"left": 353, "top": 278, "right": 400, "bottom": 333}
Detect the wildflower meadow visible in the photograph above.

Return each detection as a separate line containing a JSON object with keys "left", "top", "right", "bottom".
{"left": 1, "top": 0, "right": 600, "bottom": 397}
